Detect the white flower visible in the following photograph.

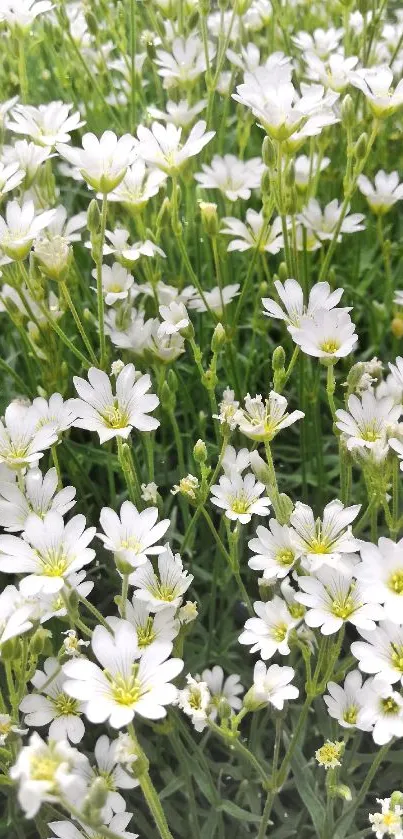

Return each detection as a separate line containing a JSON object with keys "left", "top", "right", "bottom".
{"left": 237, "top": 391, "right": 304, "bottom": 442}
{"left": 324, "top": 669, "right": 374, "bottom": 730}
{"left": 222, "top": 445, "right": 250, "bottom": 476}
{"left": 292, "top": 27, "right": 343, "bottom": 58}
{"left": 359, "top": 678, "right": 403, "bottom": 745}
{"left": 195, "top": 155, "right": 264, "bottom": 201}
{"left": 62, "top": 630, "right": 89, "bottom": 658}
{"left": 246, "top": 662, "right": 298, "bottom": 710}
{"left": 146, "top": 319, "right": 185, "bottom": 362}
{"left": 289, "top": 309, "right": 358, "bottom": 361}
{"left": 350, "top": 65, "right": 403, "bottom": 117}
{"left": 7, "top": 102, "right": 84, "bottom": 147}
{"left": 0, "top": 584, "right": 34, "bottom": 647}
{"left": 0, "top": 95, "right": 19, "bottom": 126}
{"left": 0, "top": 713, "right": 26, "bottom": 745}
{"left": 2, "top": 139, "right": 53, "bottom": 185}
{"left": 30, "top": 393, "right": 78, "bottom": 436}
{"left": 358, "top": 171, "right": 403, "bottom": 214}
{"left": 148, "top": 99, "right": 207, "bottom": 128}
{"left": 305, "top": 53, "right": 359, "bottom": 92}
{"left": 107, "top": 160, "right": 167, "bottom": 208}
{"left": 0, "top": 466, "right": 75, "bottom": 532}
{"left": 249, "top": 520, "right": 301, "bottom": 581}
{"left": 355, "top": 538, "right": 403, "bottom": 624}
{"left": 335, "top": 392, "right": 401, "bottom": 452}
{"left": 199, "top": 666, "right": 243, "bottom": 718}
{"left": 0, "top": 198, "right": 56, "bottom": 260}
{"left": 92, "top": 262, "right": 134, "bottom": 306}
{"left": 0, "top": 511, "right": 95, "bottom": 596}
{"left": 299, "top": 198, "right": 365, "bottom": 242}
{"left": 10, "top": 732, "right": 89, "bottom": 818}
{"left": 158, "top": 301, "right": 189, "bottom": 337}
{"left": 369, "top": 797, "right": 403, "bottom": 838}
{"left": 119, "top": 600, "right": 179, "bottom": 656}
{"left": 294, "top": 154, "right": 330, "bottom": 189}
{"left": 0, "top": 402, "right": 58, "bottom": 468}
{"left": 210, "top": 472, "right": 271, "bottom": 524}
{"left": 177, "top": 674, "right": 211, "bottom": 732}
{"left": 77, "top": 734, "right": 139, "bottom": 823}
{"left": 98, "top": 501, "right": 170, "bottom": 569}
{"left": 102, "top": 227, "right": 166, "bottom": 263}
{"left": 262, "top": 278, "right": 344, "bottom": 328}
{"left": 0, "top": 0, "right": 53, "bottom": 28}
{"left": 72, "top": 364, "right": 159, "bottom": 444}
{"left": 129, "top": 545, "right": 193, "bottom": 610}
{"left": 290, "top": 500, "right": 360, "bottom": 573}
{"left": 352, "top": 621, "right": 403, "bottom": 686}
{"left": 135, "top": 121, "right": 215, "bottom": 175}
{"left": 49, "top": 813, "right": 139, "bottom": 839}
{"left": 295, "top": 567, "right": 384, "bottom": 635}
{"left": 213, "top": 388, "right": 242, "bottom": 430}
{"left": 188, "top": 283, "right": 239, "bottom": 314}
{"left": 221, "top": 210, "right": 283, "bottom": 254}
{"left": 233, "top": 70, "right": 338, "bottom": 143}
{"left": 20, "top": 657, "right": 85, "bottom": 744}
{"left": 64, "top": 620, "right": 183, "bottom": 728}
{"left": 0, "top": 160, "right": 24, "bottom": 197}
{"left": 57, "top": 131, "right": 137, "bottom": 193}
{"left": 141, "top": 481, "right": 159, "bottom": 504}
{"left": 239, "top": 596, "right": 297, "bottom": 659}
{"left": 155, "top": 34, "right": 214, "bottom": 87}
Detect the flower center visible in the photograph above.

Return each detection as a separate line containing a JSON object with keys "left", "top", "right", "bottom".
{"left": 388, "top": 570, "right": 403, "bottom": 594}
{"left": 52, "top": 693, "right": 79, "bottom": 717}
{"left": 120, "top": 537, "right": 143, "bottom": 553}
{"left": 137, "top": 617, "right": 157, "bottom": 648}
{"left": 102, "top": 403, "right": 129, "bottom": 429}
{"left": 108, "top": 283, "right": 124, "bottom": 293}
{"left": 30, "top": 754, "right": 61, "bottom": 782}
{"left": 361, "top": 422, "right": 381, "bottom": 442}
{"left": 331, "top": 595, "right": 356, "bottom": 619}
{"left": 188, "top": 688, "right": 206, "bottom": 710}
{"left": 320, "top": 339, "right": 340, "bottom": 354}
{"left": 276, "top": 548, "right": 295, "bottom": 566}
{"left": 381, "top": 696, "right": 400, "bottom": 715}
{"left": 231, "top": 494, "right": 251, "bottom": 514}
{"left": 343, "top": 705, "right": 358, "bottom": 725}
{"left": 39, "top": 549, "right": 69, "bottom": 577}
{"left": 273, "top": 623, "right": 288, "bottom": 642}
{"left": 391, "top": 643, "right": 403, "bottom": 671}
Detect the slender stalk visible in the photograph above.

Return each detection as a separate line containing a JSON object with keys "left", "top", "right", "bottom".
{"left": 17, "top": 30, "right": 28, "bottom": 102}
{"left": 60, "top": 281, "right": 97, "bottom": 364}
{"left": 95, "top": 194, "right": 108, "bottom": 369}
{"left": 51, "top": 445, "right": 62, "bottom": 488}
{"left": 128, "top": 727, "right": 175, "bottom": 839}
{"left": 333, "top": 745, "right": 390, "bottom": 839}
{"left": 129, "top": 0, "right": 137, "bottom": 131}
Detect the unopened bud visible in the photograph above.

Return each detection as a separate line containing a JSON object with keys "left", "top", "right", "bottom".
{"left": 262, "top": 136, "right": 276, "bottom": 168}
{"left": 87, "top": 777, "right": 109, "bottom": 811}
{"left": 341, "top": 94, "right": 354, "bottom": 127}
{"left": 285, "top": 162, "right": 295, "bottom": 189}
{"left": 160, "top": 380, "right": 176, "bottom": 411}
{"left": 261, "top": 169, "right": 271, "bottom": 196}
{"left": 193, "top": 439, "right": 207, "bottom": 463}
{"left": 272, "top": 346, "right": 286, "bottom": 371}
{"left": 354, "top": 133, "right": 368, "bottom": 161}
{"left": 87, "top": 199, "right": 101, "bottom": 234}
{"left": 29, "top": 628, "right": 51, "bottom": 656}
{"left": 392, "top": 316, "right": 403, "bottom": 338}
{"left": 278, "top": 262, "right": 288, "bottom": 282}
{"left": 211, "top": 322, "right": 226, "bottom": 352}
{"left": 199, "top": 201, "right": 219, "bottom": 236}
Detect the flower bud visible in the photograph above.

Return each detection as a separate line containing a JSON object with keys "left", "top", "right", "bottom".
{"left": 262, "top": 136, "right": 276, "bottom": 168}
{"left": 278, "top": 262, "right": 288, "bottom": 282}
{"left": 285, "top": 161, "right": 295, "bottom": 189}
{"left": 34, "top": 236, "right": 72, "bottom": 283}
{"left": 167, "top": 369, "right": 179, "bottom": 393}
{"left": 1, "top": 639, "right": 17, "bottom": 661}
{"left": 261, "top": 169, "right": 272, "bottom": 197}
{"left": 392, "top": 316, "right": 403, "bottom": 338}
{"left": 211, "top": 322, "right": 226, "bottom": 352}
{"left": 249, "top": 450, "right": 272, "bottom": 483}
{"left": 272, "top": 346, "right": 286, "bottom": 371}
{"left": 87, "top": 777, "right": 109, "bottom": 811}
{"left": 341, "top": 94, "right": 354, "bottom": 127}
{"left": 193, "top": 438, "right": 207, "bottom": 463}
{"left": 354, "top": 133, "right": 368, "bottom": 161}
{"left": 29, "top": 628, "right": 51, "bottom": 656}
{"left": 199, "top": 201, "right": 219, "bottom": 236}
{"left": 87, "top": 199, "right": 101, "bottom": 234}
{"left": 160, "top": 380, "right": 176, "bottom": 412}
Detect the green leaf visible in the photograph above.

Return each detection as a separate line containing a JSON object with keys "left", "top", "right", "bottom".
{"left": 217, "top": 800, "right": 263, "bottom": 823}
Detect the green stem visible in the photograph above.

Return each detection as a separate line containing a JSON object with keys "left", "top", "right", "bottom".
{"left": 96, "top": 194, "right": 108, "bottom": 369}
{"left": 60, "top": 281, "right": 97, "bottom": 365}
{"left": 17, "top": 30, "right": 28, "bottom": 102}
{"left": 333, "top": 744, "right": 390, "bottom": 839}
{"left": 51, "top": 445, "right": 62, "bottom": 488}
{"left": 129, "top": 0, "right": 137, "bottom": 132}
{"left": 117, "top": 437, "right": 142, "bottom": 507}
{"left": 129, "top": 728, "right": 175, "bottom": 839}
